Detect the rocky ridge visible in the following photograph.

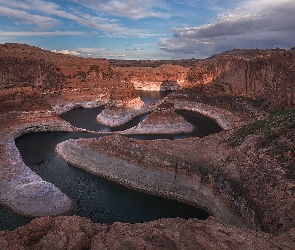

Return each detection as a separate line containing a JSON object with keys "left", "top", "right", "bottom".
{"left": 1, "top": 216, "right": 294, "bottom": 250}
{"left": 0, "top": 106, "right": 74, "bottom": 217}
{"left": 187, "top": 49, "right": 295, "bottom": 107}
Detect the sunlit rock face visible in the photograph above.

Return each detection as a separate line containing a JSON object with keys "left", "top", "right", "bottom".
{"left": 107, "top": 80, "right": 144, "bottom": 109}
{"left": 113, "top": 64, "right": 189, "bottom": 91}
{"left": 96, "top": 80, "right": 146, "bottom": 127}
{"left": 187, "top": 49, "right": 295, "bottom": 107}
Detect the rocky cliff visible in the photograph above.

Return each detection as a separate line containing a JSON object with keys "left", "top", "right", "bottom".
{"left": 0, "top": 44, "right": 115, "bottom": 92}
{"left": 187, "top": 49, "right": 295, "bottom": 107}
{"left": 1, "top": 216, "right": 294, "bottom": 250}
{"left": 113, "top": 64, "right": 189, "bottom": 91}
{"left": 0, "top": 43, "right": 295, "bottom": 249}
{"left": 121, "top": 101, "right": 194, "bottom": 134}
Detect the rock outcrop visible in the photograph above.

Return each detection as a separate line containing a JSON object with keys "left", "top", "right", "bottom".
{"left": 56, "top": 120, "right": 295, "bottom": 235}
{"left": 96, "top": 80, "right": 146, "bottom": 126}
{"left": 122, "top": 101, "right": 194, "bottom": 134}
{"left": 1, "top": 216, "right": 294, "bottom": 250}
{"left": 0, "top": 89, "right": 74, "bottom": 216}
{"left": 56, "top": 136, "right": 249, "bottom": 229}
{"left": 0, "top": 43, "right": 115, "bottom": 91}
{"left": 113, "top": 64, "right": 189, "bottom": 91}
{"left": 187, "top": 49, "right": 295, "bottom": 107}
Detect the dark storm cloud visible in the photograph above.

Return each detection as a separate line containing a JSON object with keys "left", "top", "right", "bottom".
{"left": 160, "top": 0, "right": 295, "bottom": 58}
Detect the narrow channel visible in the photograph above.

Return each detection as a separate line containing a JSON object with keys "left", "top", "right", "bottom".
{"left": 0, "top": 91, "right": 221, "bottom": 231}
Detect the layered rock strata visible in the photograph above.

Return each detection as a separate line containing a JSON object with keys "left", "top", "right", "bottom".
{"left": 164, "top": 87, "right": 267, "bottom": 130}
{"left": 0, "top": 43, "right": 115, "bottom": 91}
{"left": 113, "top": 64, "right": 189, "bottom": 91}
{"left": 121, "top": 101, "right": 194, "bottom": 134}
{"left": 56, "top": 137, "right": 249, "bottom": 228}
{"left": 97, "top": 81, "right": 146, "bottom": 126}
{"left": 0, "top": 216, "right": 294, "bottom": 250}
{"left": 0, "top": 87, "right": 94, "bottom": 217}
{"left": 56, "top": 130, "right": 295, "bottom": 235}
{"left": 187, "top": 49, "right": 295, "bottom": 107}
{"left": 0, "top": 110, "right": 73, "bottom": 216}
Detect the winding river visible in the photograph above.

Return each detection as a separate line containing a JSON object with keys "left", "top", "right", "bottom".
{"left": 0, "top": 91, "right": 222, "bottom": 231}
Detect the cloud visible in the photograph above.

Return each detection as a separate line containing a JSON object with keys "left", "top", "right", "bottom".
{"left": 0, "top": 31, "right": 85, "bottom": 36}
{"left": 54, "top": 49, "right": 81, "bottom": 56}
{"left": 0, "top": 0, "right": 161, "bottom": 37}
{"left": 160, "top": 0, "right": 295, "bottom": 58}
{"left": 71, "top": 0, "right": 170, "bottom": 20}
{"left": 0, "top": 5, "right": 59, "bottom": 29}
{"left": 75, "top": 46, "right": 183, "bottom": 60}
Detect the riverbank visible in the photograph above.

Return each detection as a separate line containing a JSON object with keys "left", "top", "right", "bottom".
{"left": 55, "top": 136, "right": 249, "bottom": 229}
{"left": 55, "top": 127, "right": 295, "bottom": 235}
{"left": 0, "top": 110, "right": 74, "bottom": 217}
{"left": 0, "top": 91, "right": 262, "bottom": 218}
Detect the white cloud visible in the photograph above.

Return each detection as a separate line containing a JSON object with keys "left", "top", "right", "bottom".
{"left": 0, "top": 31, "right": 85, "bottom": 36}
{"left": 55, "top": 49, "right": 81, "bottom": 56}
{"left": 160, "top": 0, "right": 295, "bottom": 58}
{"left": 0, "top": 0, "right": 162, "bottom": 37}
{"left": 0, "top": 5, "right": 59, "bottom": 29}
{"left": 76, "top": 46, "right": 186, "bottom": 60}
{"left": 71, "top": 0, "right": 170, "bottom": 20}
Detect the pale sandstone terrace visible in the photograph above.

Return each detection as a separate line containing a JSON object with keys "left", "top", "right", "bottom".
{"left": 0, "top": 44, "right": 294, "bottom": 249}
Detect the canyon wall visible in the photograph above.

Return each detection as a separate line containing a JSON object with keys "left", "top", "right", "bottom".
{"left": 0, "top": 43, "right": 115, "bottom": 92}
{"left": 2, "top": 44, "right": 294, "bottom": 108}
{"left": 187, "top": 49, "right": 295, "bottom": 107}
{"left": 113, "top": 64, "right": 190, "bottom": 91}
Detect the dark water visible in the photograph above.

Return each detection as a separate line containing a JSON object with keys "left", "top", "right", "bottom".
{"left": 137, "top": 90, "right": 172, "bottom": 105}
{"left": 0, "top": 91, "right": 221, "bottom": 231}
{"left": 60, "top": 106, "right": 108, "bottom": 132}
{"left": 59, "top": 90, "right": 172, "bottom": 132}
{"left": 10, "top": 131, "right": 209, "bottom": 231}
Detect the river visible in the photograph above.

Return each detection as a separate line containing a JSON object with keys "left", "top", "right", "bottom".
{"left": 0, "top": 91, "right": 221, "bottom": 231}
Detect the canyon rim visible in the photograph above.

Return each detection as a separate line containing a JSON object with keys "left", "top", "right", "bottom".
{"left": 0, "top": 43, "right": 294, "bottom": 249}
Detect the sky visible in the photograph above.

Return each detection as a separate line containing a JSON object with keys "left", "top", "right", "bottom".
{"left": 0, "top": 0, "right": 295, "bottom": 60}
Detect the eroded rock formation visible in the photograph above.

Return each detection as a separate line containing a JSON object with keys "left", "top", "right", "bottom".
{"left": 0, "top": 89, "right": 74, "bottom": 216}
{"left": 96, "top": 80, "right": 146, "bottom": 126}
{"left": 1, "top": 216, "right": 294, "bottom": 250}
{"left": 187, "top": 49, "right": 295, "bottom": 107}
{"left": 0, "top": 43, "right": 294, "bottom": 249}
{"left": 113, "top": 64, "right": 189, "bottom": 91}
{"left": 122, "top": 101, "right": 194, "bottom": 134}
{"left": 0, "top": 43, "right": 114, "bottom": 91}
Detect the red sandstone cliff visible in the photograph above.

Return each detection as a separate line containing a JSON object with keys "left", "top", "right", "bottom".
{"left": 2, "top": 44, "right": 294, "bottom": 108}
{"left": 113, "top": 64, "right": 189, "bottom": 91}
{"left": 0, "top": 43, "right": 115, "bottom": 92}
{"left": 187, "top": 49, "right": 295, "bottom": 107}
{"left": 0, "top": 43, "right": 295, "bottom": 248}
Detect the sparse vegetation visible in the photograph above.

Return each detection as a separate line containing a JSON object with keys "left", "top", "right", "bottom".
{"left": 226, "top": 108, "right": 295, "bottom": 180}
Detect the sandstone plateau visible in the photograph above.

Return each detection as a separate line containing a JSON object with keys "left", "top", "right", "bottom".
{"left": 0, "top": 43, "right": 294, "bottom": 249}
